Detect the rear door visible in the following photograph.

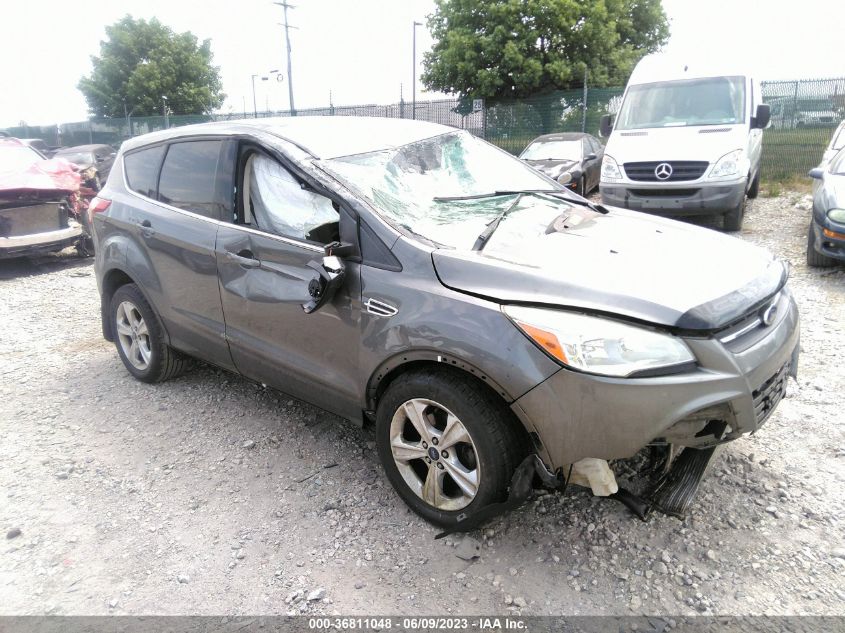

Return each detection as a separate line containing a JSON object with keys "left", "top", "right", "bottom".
{"left": 215, "top": 144, "right": 363, "bottom": 418}
{"left": 120, "top": 138, "right": 236, "bottom": 370}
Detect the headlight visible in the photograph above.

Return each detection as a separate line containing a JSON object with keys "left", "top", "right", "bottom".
{"left": 601, "top": 155, "right": 622, "bottom": 181}
{"left": 709, "top": 149, "right": 743, "bottom": 179}
{"left": 504, "top": 306, "right": 695, "bottom": 378}
{"left": 557, "top": 171, "right": 573, "bottom": 184}
{"left": 827, "top": 208, "right": 845, "bottom": 223}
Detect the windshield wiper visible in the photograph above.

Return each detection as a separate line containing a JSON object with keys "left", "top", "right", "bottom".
{"left": 472, "top": 194, "right": 524, "bottom": 251}
{"left": 433, "top": 189, "right": 564, "bottom": 202}
{"left": 565, "top": 196, "right": 610, "bottom": 214}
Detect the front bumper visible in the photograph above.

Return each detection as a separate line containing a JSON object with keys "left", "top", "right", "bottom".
{"left": 600, "top": 179, "right": 745, "bottom": 216}
{"left": 512, "top": 291, "right": 800, "bottom": 469}
{"left": 0, "top": 224, "right": 84, "bottom": 259}
{"left": 811, "top": 219, "right": 845, "bottom": 261}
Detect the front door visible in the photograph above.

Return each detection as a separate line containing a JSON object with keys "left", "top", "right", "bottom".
{"left": 215, "top": 146, "right": 362, "bottom": 419}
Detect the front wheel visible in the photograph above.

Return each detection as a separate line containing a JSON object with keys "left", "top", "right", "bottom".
{"left": 747, "top": 170, "right": 760, "bottom": 199}
{"left": 807, "top": 221, "right": 838, "bottom": 267}
{"left": 375, "top": 369, "right": 528, "bottom": 527}
{"left": 723, "top": 196, "right": 746, "bottom": 231}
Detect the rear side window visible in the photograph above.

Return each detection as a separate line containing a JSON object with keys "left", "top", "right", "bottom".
{"left": 124, "top": 145, "right": 166, "bottom": 198}
{"left": 158, "top": 141, "right": 224, "bottom": 219}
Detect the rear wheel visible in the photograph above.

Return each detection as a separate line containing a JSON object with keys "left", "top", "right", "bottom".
{"left": 375, "top": 369, "right": 528, "bottom": 527}
{"left": 110, "top": 284, "right": 190, "bottom": 383}
{"left": 723, "top": 196, "right": 746, "bottom": 231}
{"left": 806, "top": 221, "right": 838, "bottom": 267}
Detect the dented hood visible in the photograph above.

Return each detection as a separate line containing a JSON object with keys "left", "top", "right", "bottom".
{"left": 431, "top": 202, "right": 786, "bottom": 331}
{"left": 0, "top": 148, "right": 81, "bottom": 201}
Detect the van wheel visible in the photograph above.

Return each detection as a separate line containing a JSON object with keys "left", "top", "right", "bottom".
{"left": 110, "top": 284, "right": 190, "bottom": 383}
{"left": 375, "top": 369, "right": 528, "bottom": 528}
{"left": 577, "top": 176, "right": 586, "bottom": 196}
{"left": 807, "top": 221, "right": 838, "bottom": 267}
{"left": 747, "top": 170, "right": 760, "bottom": 199}
{"left": 723, "top": 197, "right": 746, "bottom": 231}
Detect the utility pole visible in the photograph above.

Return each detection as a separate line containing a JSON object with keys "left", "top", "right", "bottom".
{"left": 581, "top": 67, "right": 588, "bottom": 133}
{"left": 274, "top": 1, "right": 297, "bottom": 115}
{"left": 162, "top": 95, "right": 169, "bottom": 129}
{"left": 412, "top": 21, "right": 422, "bottom": 120}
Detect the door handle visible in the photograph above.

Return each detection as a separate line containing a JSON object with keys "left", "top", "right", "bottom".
{"left": 226, "top": 249, "right": 260, "bottom": 269}
{"left": 136, "top": 218, "right": 155, "bottom": 237}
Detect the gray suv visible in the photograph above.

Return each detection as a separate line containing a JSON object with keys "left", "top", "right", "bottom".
{"left": 92, "top": 117, "right": 799, "bottom": 529}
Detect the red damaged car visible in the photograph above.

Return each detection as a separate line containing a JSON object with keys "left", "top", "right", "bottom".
{"left": 0, "top": 137, "right": 92, "bottom": 258}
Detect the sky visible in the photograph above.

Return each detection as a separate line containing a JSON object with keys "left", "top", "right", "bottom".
{"left": 1, "top": 0, "right": 844, "bottom": 128}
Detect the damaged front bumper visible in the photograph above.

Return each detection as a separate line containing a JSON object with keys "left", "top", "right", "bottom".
{"left": 511, "top": 290, "right": 800, "bottom": 471}
{"left": 0, "top": 201, "right": 84, "bottom": 258}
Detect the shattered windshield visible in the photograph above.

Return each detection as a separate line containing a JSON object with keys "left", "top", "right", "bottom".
{"left": 321, "top": 130, "right": 568, "bottom": 248}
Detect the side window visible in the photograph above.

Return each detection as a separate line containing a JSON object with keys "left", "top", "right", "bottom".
{"left": 241, "top": 152, "right": 339, "bottom": 243}
{"left": 158, "top": 141, "right": 225, "bottom": 219}
{"left": 124, "top": 145, "right": 166, "bottom": 198}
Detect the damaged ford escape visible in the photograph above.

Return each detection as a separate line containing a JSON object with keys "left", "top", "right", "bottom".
{"left": 92, "top": 117, "right": 799, "bottom": 529}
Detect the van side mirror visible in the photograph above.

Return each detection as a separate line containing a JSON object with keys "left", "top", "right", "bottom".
{"left": 754, "top": 104, "right": 771, "bottom": 129}
{"left": 302, "top": 255, "right": 346, "bottom": 314}
{"left": 808, "top": 168, "right": 824, "bottom": 180}
{"left": 585, "top": 153, "right": 597, "bottom": 161}
{"left": 599, "top": 114, "right": 613, "bottom": 138}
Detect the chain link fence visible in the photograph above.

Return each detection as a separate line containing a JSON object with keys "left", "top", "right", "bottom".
{"left": 4, "top": 78, "right": 843, "bottom": 180}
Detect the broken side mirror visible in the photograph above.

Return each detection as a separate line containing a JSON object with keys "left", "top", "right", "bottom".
{"left": 302, "top": 255, "right": 346, "bottom": 314}
{"left": 599, "top": 114, "right": 613, "bottom": 138}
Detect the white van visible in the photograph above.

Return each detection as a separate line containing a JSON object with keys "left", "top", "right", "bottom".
{"left": 599, "top": 55, "right": 770, "bottom": 231}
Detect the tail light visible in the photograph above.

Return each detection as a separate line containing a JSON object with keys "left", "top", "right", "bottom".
{"left": 87, "top": 196, "right": 111, "bottom": 226}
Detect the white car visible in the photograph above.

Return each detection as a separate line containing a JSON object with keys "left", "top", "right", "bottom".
{"left": 599, "top": 54, "right": 769, "bottom": 231}
{"left": 819, "top": 120, "right": 845, "bottom": 168}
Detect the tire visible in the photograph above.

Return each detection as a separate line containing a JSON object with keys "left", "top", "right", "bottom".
{"left": 723, "top": 196, "right": 746, "bottom": 231}
{"left": 747, "top": 169, "right": 760, "bottom": 199}
{"left": 806, "top": 221, "right": 838, "bottom": 267}
{"left": 375, "top": 368, "right": 528, "bottom": 528}
{"left": 577, "top": 176, "right": 586, "bottom": 196}
{"left": 109, "top": 283, "right": 190, "bottom": 383}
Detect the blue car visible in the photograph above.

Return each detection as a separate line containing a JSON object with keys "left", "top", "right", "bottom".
{"left": 808, "top": 147, "right": 845, "bottom": 267}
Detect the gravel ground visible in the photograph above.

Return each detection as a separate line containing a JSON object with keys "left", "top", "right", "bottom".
{"left": 1, "top": 191, "right": 843, "bottom": 617}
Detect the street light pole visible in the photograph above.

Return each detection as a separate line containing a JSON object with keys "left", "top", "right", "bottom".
{"left": 412, "top": 21, "right": 422, "bottom": 120}
{"left": 161, "top": 95, "right": 169, "bottom": 129}
{"left": 251, "top": 74, "right": 259, "bottom": 118}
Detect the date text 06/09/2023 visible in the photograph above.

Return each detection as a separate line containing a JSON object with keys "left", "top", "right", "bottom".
{"left": 307, "top": 617, "right": 528, "bottom": 630}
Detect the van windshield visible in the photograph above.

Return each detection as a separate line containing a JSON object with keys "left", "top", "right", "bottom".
{"left": 616, "top": 76, "right": 745, "bottom": 129}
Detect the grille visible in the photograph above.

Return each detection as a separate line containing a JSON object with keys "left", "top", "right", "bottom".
{"left": 629, "top": 188, "right": 699, "bottom": 198}
{"left": 623, "top": 161, "right": 709, "bottom": 182}
{"left": 752, "top": 362, "right": 789, "bottom": 425}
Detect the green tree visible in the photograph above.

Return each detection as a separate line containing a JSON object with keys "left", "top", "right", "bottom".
{"left": 78, "top": 16, "right": 225, "bottom": 118}
{"left": 421, "top": 0, "right": 669, "bottom": 129}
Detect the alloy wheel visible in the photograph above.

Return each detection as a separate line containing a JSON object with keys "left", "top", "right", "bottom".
{"left": 389, "top": 398, "right": 480, "bottom": 511}
{"left": 115, "top": 300, "right": 152, "bottom": 370}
